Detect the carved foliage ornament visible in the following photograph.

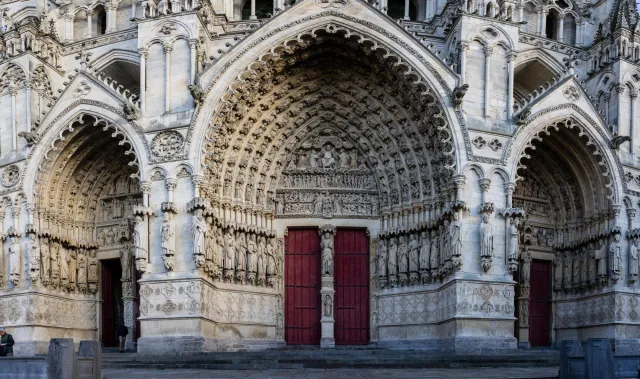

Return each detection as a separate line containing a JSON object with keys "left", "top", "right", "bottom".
{"left": 1, "top": 165, "right": 20, "bottom": 187}
{"left": 151, "top": 130, "right": 184, "bottom": 158}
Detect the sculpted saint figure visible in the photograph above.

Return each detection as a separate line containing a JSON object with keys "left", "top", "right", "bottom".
{"left": 50, "top": 241, "right": 60, "bottom": 281}
{"left": 27, "top": 233, "right": 41, "bottom": 283}
{"left": 429, "top": 230, "right": 439, "bottom": 276}
{"left": 610, "top": 234, "right": 622, "bottom": 279}
{"left": 192, "top": 210, "right": 208, "bottom": 268}
{"left": 553, "top": 252, "right": 563, "bottom": 291}
{"left": 595, "top": 239, "right": 608, "bottom": 280}
{"left": 480, "top": 215, "right": 493, "bottom": 260}
{"left": 321, "top": 144, "right": 336, "bottom": 169}
{"left": 77, "top": 250, "right": 87, "bottom": 292}
{"left": 397, "top": 235, "right": 409, "bottom": 275}
{"left": 449, "top": 213, "right": 463, "bottom": 259}
{"left": 215, "top": 227, "right": 224, "bottom": 271}
{"left": 408, "top": 234, "right": 419, "bottom": 274}
{"left": 631, "top": 238, "right": 639, "bottom": 280}
{"left": 257, "top": 236, "right": 266, "bottom": 284}
{"left": 562, "top": 251, "right": 572, "bottom": 290}
{"left": 572, "top": 250, "right": 580, "bottom": 288}
{"left": 580, "top": 248, "right": 589, "bottom": 287}
{"left": 59, "top": 246, "right": 69, "bottom": 284}
{"left": 223, "top": 228, "right": 236, "bottom": 282}
{"left": 8, "top": 235, "right": 21, "bottom": 285}
{"left": 247, "top": 233, "right": 258, "bottom": 274}
{"left": 507, "top": 219, "right": 519, "bottom": 262}
{"left": 377, "top": 238, "right": 388, "bottom": 278}
{"left": 439, "top": 223, "right": 448, "bottom": 268}
{"left": 68, "top": 249, "right": 77, "bottom": 287}
{"left": 321, "top": 231, "right": 334, "bottom": 275}
{"left": 419, "top": 231, "right": 430, "bottom": 272}
{"left": 388, "top": 237, "right": 398, "bottom": 277}
{"left": 120, "top": 245, "right": 132, "bottom": 282}
{"left": 309, "top": 151, "right": 318, "bottom": 168}
{"left": 40, "top": 238, "right": 50, "bottom": 283}
{"left": 88, "top": 250, "right": 98, "bottom": 286}
{"left": 161, "top": 213, "right": 176, "bottom": 271}
{"left": 521, "top": 248, "right": 532, "bottom": 284}
{"left": 266, "top": 238, "right": 277, "bottom": 286}
{"left": 314, "top": 194, "right": 323, "bottom": 215}
{"left": 133, "top": 215, "right": 147, "bottom": 271}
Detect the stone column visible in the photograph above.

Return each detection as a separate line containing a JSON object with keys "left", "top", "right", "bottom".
{"left": 604, "top": 94, "right": 611, "bottom": 123}
{"left": 250, "top": 0, "right": 257, "bottom": 19}
{"left": 403, "top": 0, "right": 410, "bottom": 20}
{"left": 517, "top": 4, "right": 523, "bottom": 22}
{"left": 483, "top": 46, "right": 493, "bottom": 118}
{"left": 86, "top": 12, "right": 93, "bottom": 38}
{"left": 507, "top": 52, "right": 517, "bottom": 119}
{"left": 121, "top": 276, "right": 136, "bottom": 350}
{"left": 107, "top": 5, "right": 117, "bottom": 33}
{"left": 189, "top": 40, "right": 197, "bottom": 85}
{"left": 459, "top": 41, "right": 469, "bottom": 84}
{"left": 10, "top": 86, "right": 17, "bottom": 151}
{"left": 536, "top": 10, "right": 542, "bottom": 35}
{"left": 0, "top": 209, "right": 5, "bottom": 287}
{"left": 164, "top": 44, "right": 172, "bottom": 113}
{"left": 25, "top": 81, "right": 32, "bottom": 133}
{"left": 557, "top": 16, "right": 564, "bottom": 42}
{"left": 540, "top": 10, "right": 548, "bottom": 37}
{"left": 138, "top": 48, "right": 147, "bottom": 117}
{"left": 616, "top": 84, "right": 625, "bottom": 136}
{"left": 631, "top": 91, "right": 637, "bottom": 154}
{"left": 319, "top": 224, "right": 336, "bottom": 348}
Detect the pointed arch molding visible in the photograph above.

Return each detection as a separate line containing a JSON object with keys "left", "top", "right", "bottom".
{"left": 503, "top": 103, "right": 624, "bottom": 204}
{"left": 188, "top": 10, "right": 468, "bottom": 165}
{"left": 17, "top": 100, "right": 149, "bottom": 201}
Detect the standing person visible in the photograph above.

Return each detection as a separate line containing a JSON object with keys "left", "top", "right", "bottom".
{"left": 117, "top": 324, "right": 128, "bottom": 353}
{"left": 0, "top": 327, "right": 15, "bottom": 356}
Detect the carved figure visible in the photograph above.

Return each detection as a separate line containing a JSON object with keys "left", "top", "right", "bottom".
{"left": 161, "top": 212, "right": 176, "bottom": 271}
{"left": 122, "top": 103, "right": 141, "bottom": 121}
{"left": 18, "top": 128, "right": 38, "bottom": 145}
{"left": 408, "top": 234, "right": 419, "bottom": 274}
{"left": 553, "top": 252, "right": 562, "bottom": 291}
{"left": 192, "top": 210, "right": 207, "bottom": 268}
{"left": 563, "top": 250, "right": 572, "bottom": 291}
{"left": 223, "top": 228, "right": 235, "bottom": 281}
{"left": 247, "top": 233, "right": 258, "bottom": 276}
{"left": 50, "top": 241, "right": 60, "bottom": 283}
{"left": 27, "top": 233, "right": 40, "bottom": 283}
{"left": 120, "top": 245, "right": 132, "bottom": 282}
{"left": 40, "top": 238, "right": 50, "bottom": 283}
{"left": 323, "top": 294, "right": 332, "bottom": 318}
{"left": 419, "top": 231, "right": 430, "bottom": 271}
{"left": 377, "top": 238, "right": 388, "bottom": 278}
{"left": 59, "top": 246, "right": 69, "bottom": 285}
{"left": 257, "top": 236, "right": 266, "bottom": 285}
{"left": 236, "top": 231, "right": 247, "bottom": 282}
{"left": 521, "top": 248, "right": 531, "bottom": 284}
{"left": 321, "top": 231, "right": 334, "bottom": 275}
{"left": 321, "top": 144, "right": 336, "bottom": 168}
{"left": 449, "top": 213, "right": 463, "bottom": 269}
{"left": 595, "top": 239, "right": 608, "bottom": 283}
{"left": 452, "top": 84, "right": 469, "bottom": 107}
{"left": 188, "top": 84, "right": 205, "bottom": 106}
{"left": 88, "top": 249, "right": 98, "bottom": 292}
{"left": 507, "top": 218, "right": 519, "bottom": 262}
{"left": 631, "top": 238, "right": 639, "bottom": 282}
{"left": 77, "top": 250, "right": 87, "bottom": 292}
{"left": 133, "top": 215, "right": 147, "bottom": 272}
{"left": 8, "top": 236, "right": 20, "bottom": 285}
{"left": 266, "top": 238, "right": 277, "bottom": 287}
{"left": 572, "top": 250, "right": 580, "bottom": 289}
{"left": 388, "top": 237, "right": 398, "bottom": 277}
{"left": 610, "top": 234, "right": 622, "bottom": 281}
{"left": 429, "top": 230, "right": 438, "bottom": 277}
{"left": 397, "top": 235, "right": 408, "bottom": 277}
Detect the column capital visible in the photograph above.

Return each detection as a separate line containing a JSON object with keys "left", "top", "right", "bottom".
{"left": 504, "top": 181, "right": 516, "bottom": 194}
{"left": 483, "top": 46, "right": 493, "bottom": 57}
{"left": 163, "top": 43, "right": 173, "bottom": 53}
{"left": 616, "top": 83, "right": 626, "bottom": 94}
{"left": 460, "top": 40, "right": 470, "bottom": 51}
{"left": 630, "top": 90, "right": 638, "bottom": 99}
{"left": 140, "top": 181, "right": 152, "bottom": 194}
{"left": 138, "top": 48, "right": 148, "bottom": 57}
{"left": 479, "top": 178, "right": 491, "bottom": 192}
{"left": 454, "top": 174, "right": 466, "bottom": 187}
{"left": 627, "top": 208, "right": 636, "bottom": 219}
{"left": 507, "top": 51, "right": 518, "bottom": 62}
{"left": 165, "top": 178, "right": 177, "bottom": 192}
{"left": 188, "top": 39, "right": 198, "bottom": 48}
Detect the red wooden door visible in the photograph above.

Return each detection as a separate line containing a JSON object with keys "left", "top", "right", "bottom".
{"left": 334, "top": 228, "right": 369, "bottom": 345}
{"left": 529, "top": 259, "right": 551, "bottom": 347}
{"left": 285, "top": 228, "right": 321, "bottom": 345}
{"left": 101, "top": 259, "right": 121, "bottom": 347}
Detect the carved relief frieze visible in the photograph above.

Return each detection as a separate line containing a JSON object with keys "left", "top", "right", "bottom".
{"left": 0, "top": 294, "right": 96, "bottom": 329}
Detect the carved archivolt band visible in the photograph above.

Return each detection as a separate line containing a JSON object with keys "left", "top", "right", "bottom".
{"left": 201, "top": 25, "right": 457, "bottom": 226}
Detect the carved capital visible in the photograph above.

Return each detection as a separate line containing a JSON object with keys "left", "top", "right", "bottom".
{"left": 454, "top": 174, "right": 466, "bottom": 188}
{"left": 479, "top": 178, "right": 491, "bottom": 192}
{"left": 140, "top": 181, "right": 152, "bottom": 194}
{"left": 507, "top": 52, "right": 518, "bottom": 62}
{"left": 616, "top": 84, "right": 626, "bottom": 94}
{"left": 611, "top": 204, "right": 622, "bottom": 218}
{"left": 163, "top": 43, "right": 173, "bottom": 53}
{"left": 165, "top": 178, "right": 177, "bottom": 192}
{"left": 504, "top": 182, "right": 516, "bottom": 194}
{"left": 483, "top": 46, "right": 494, "bottom": 57}
{"left": 460, "top": 40, "right": 470, "bottom": 51}
{"left": 318, "top": 224, "right": 337, "bottom": 235}
{"left": 138, "top": 48, "right": 149, "bottom": 58}
{"left": 628, "top": 209, "right": 637, "bottom": 220}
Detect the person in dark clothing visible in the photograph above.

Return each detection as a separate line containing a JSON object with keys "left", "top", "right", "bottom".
{"left": 0, "top": 327, "right": 15, "bottom": 356}
{"left": 117, "top": 324, "right": 128, "bottom": 353}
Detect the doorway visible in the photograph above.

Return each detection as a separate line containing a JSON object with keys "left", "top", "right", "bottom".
{"left": 101, "top": 259, "right": 123, "bottom": 347}
{"left": 529, "top": 259, "right": 551, "bottom": 346}
{"left": 284, "top": 228, "right": 321, "bottom": 345}
{"left": 334, "top": 228, "right": 369, "bottom": 345}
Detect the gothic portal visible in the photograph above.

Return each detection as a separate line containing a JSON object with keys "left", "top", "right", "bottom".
{"left": 1, "top": 0, "right": 640, "bottom": 356}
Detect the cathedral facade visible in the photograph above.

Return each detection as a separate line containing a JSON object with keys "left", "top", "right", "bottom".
{"left": 0, "top": 0, "right": 639, "bottom": 356}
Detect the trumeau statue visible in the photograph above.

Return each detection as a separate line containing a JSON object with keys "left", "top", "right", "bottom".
{"left": 192, "top": 209, "right": 208, "bottom": 268}
{"left": 161, "top": 212, "right": 176, "bottom": 271}
{"left": 120, "top": 245, "right": 132, "bottom": 283}
{"left": 321, "top": 230, "right": 334, "bottom": 276}
{"left": 8, "top": 235, "right": 21, "bottom": 285}
{"left": 521, "top": 248, "right": 532, "bottom": 285}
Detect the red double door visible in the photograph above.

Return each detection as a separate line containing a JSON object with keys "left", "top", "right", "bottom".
{"left": 285, "top": 228, "right": 369, "bottom": 345}
{"left": 529, "top": 259, "right": 551, "bottom": 347}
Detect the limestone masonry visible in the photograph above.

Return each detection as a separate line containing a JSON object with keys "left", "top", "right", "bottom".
{"left": 0, "top": 0, "right": 639, "bottom": 356}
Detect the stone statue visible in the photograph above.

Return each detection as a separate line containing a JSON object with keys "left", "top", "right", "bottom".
{"left": 215, "top": 227, "right": 224, "bottom": 276}
{"left": 40, "top": 238, "right": 50, "bottom": 284}
{"left": 266, "top": 238, "right": 277, "bottom": 287}
{"left": 553, "top": 252, "right": 562, "bottom": 291}
{"left": 595, "top": 239, "right": 608, "bottom": 284}
{"left": 59, "top": 245, "right": 69, "bottom": 285}
{"left": 563, "top": 250, "right": 572, "bottom": 291}
{"left": 133, "top": 215, "right": 147, "bottom": 272}
{"left": 321, "top": 231, "right": 334, "bottom": 275}
{"left": 257, "top": 236, "right": 266, "bottom": 285}
{"left": 419, "top": 231, "right": 430, "bottom": 272}
{"left": 309, "top": 151, "right": 318, "bottom": 168}
{"left": 8, "top": 235, "right": 21, "bottom": 285}
{"left": 388, "top": 237, "right": 398, "bottom": 277}
{"left": 77, "top": 250, "right": 87, "bottom": 293}
{"left": 572, "top": 250, "right": 580, "bottom": 289}
{"left": 161, "top": 212, "right": 176, "bottom": 271}
{"left": 323, "top": 294, "right": 332, "bottom": 318}
{"left": 631, "top": 238, "right": 639, "bottom": 283}
{"left": 397, "top": 235, "right": 408, "bottom": 276}
{"left": 88, "top": 249, "right": 98, "bottom": 293}
{"left": 223, "top": 228, "right": 235, "bottom": 282}
{"left": 429, "top": 230, "right": 438, "bottom": 277}
{"left": 314, "top": 193, "right": 323, "bottom": 215}
{"left": 120, "top": 245, "right": 132, "bottom": 282}
{"left": 449, "top": 213, "right": 463, "bottom": 260}
{"left": 580, "top": 247, "right": 589, "bottom": 288}
{"left": 68, "top": 249, "right": 77, "bottom": 289}
{"left": 321, "top": 144, "right": 336, "bottom": 168}
{"left": 521, "top": 248, "right": 531, "bottom": 284}
{"left": 507, "top": 218, "right": 519, "bottom": 262}
{"left": 408, "top": 234, "right": 419, "bottom": 274}
{"left": 377, "top": 238, "right": 388, "bottom": 279}
{"left": 192, "top": 209, "right": 208, "bottom": 268}
{"left": 610, "top": 234, "right": 622, "bottom": 282}
{"left": 247, "top": 233, "right": 258, "bottom": 277}
{"left": 50, "top": 241, "right": 60, "bottom": 284}
{"left": 27, "top": 233, "right": 40, "bottom": 283}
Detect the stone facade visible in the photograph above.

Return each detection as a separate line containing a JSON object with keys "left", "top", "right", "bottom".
{"left": 0, "top": 0, "right": 639, "bottom": 356}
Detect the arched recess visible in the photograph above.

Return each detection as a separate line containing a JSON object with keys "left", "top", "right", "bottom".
{"left": 509, "top": 115, "right": 619, "bottom": 244}
{"left": 197, "top": 23, "right": 459, "bottom": 224}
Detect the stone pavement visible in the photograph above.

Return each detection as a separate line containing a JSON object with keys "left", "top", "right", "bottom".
{"left": 103, "top": 367, "right": 559, "bottom": 379}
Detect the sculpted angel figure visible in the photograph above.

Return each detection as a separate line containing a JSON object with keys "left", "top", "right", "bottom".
{"left": 192, "top": 210, "right": 208, "bottom": 268}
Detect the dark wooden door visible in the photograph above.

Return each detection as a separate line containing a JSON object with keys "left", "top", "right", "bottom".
{"left": 529, "top": 259, "right": 551, "bottom": 347}
{"left": 334, "top": 228, "right": 369, "bottom": 345}
{"left": 101, "top": 259, "right": 122, "bottom": 347}
{"left": 285, "top": 228, "right": 321, "bottom": 345}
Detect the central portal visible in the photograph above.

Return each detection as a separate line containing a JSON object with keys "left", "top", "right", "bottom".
{"left": 284, "top": 227, "right": 369, "bottom": 346}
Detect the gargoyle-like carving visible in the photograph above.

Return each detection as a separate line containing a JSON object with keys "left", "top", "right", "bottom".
{"left": 188, "top": 84, "right": 205, "bottom": 106}
{"left": 452, "top": 84, "right": 469, "bottom": 108}
{"left": 18, "top": 128, "right": 38, "bottom": 146}
{"left": 610, "top": 135, "right": 631, "bottom": 149}
{"left": 123, "top": 103, "right": 141, "bottom": 121}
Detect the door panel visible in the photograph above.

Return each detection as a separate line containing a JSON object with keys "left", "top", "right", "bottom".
{"left": 285, "top": 228, "right": 321, "bottom": 345}
{"left": 529, "top": 259, "right": 551, "bottom": 347}
{"left": 334, "top": 228, "right": 369, "bottom": 345}
{"left": 101, "top": 259, "right": 122, "bottom": 347}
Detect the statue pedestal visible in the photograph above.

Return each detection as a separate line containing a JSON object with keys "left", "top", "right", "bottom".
{"left": 320, "top": 277, "right": 335, "bottom": 348}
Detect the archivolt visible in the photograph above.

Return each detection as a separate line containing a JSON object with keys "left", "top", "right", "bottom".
{"left": 201, "top": 24, "right": 457, "bottom": 218}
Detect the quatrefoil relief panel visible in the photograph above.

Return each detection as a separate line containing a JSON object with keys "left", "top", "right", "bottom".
{"left": 1, "top": 165, "right": 20, "bottom": 187}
